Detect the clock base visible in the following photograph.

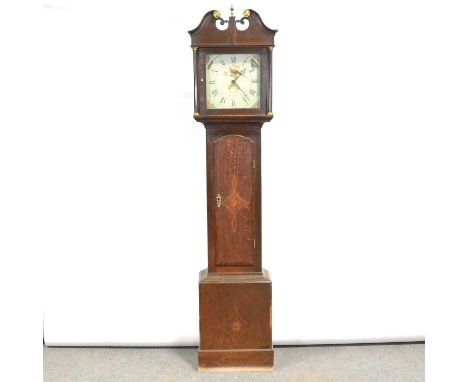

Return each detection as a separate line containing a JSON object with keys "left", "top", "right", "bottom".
{"left": 198, "top": 269, "right": 273, "bottom": 371}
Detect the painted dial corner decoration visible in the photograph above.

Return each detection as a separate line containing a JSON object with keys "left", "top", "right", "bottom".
{"left": 206, "top": 54, "right": 260, "bottom": 109}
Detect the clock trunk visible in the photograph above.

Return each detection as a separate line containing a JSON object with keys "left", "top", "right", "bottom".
{"left": 207, "top": 126, "right": 262, "bottom": 273}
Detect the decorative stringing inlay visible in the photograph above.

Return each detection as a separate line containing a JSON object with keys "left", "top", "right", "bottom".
{"left": 223, "top": 175, "right": 249, "bottom": 232}
{"left": 217, "top": 306, "right": 256, "bottom": 347}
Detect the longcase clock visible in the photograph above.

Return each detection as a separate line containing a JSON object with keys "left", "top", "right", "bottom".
{"left": 189, "top": 7, "right": 277, "bottom": 371}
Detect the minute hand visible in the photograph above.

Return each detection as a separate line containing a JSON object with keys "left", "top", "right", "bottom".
{"left": 233, "top": 82, "right": 250, "bottom": 101}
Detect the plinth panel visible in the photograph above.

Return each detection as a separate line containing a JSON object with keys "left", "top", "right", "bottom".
{"left": 198, "top": 269, "right": 273, "bottom": 370}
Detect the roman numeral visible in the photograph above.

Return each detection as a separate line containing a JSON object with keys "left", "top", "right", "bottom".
{"left": 249, "top": 89, "right": 256, "bottom": 95}
{"left": 231, "top": 100, "right": 236, "bottom": 107}
{"left": 242, "top": 94, "right": 250, "bottom": 103}
{"left": 249, "top": 67, "right": 255, "bottom": 73}
{"left": 211, "top": 89, "right": 219, "bottom": 97}
{"left": 220, "top": 97, "right": 225, "bottom": 104}
{"left": 209, "top": 80, "right": 216, "bottom": 84}
{"left": 220, "top": 59, "right": 225, "bottom": 65}
{"left": 231, "top": 56, "right": 236, "bottom": 63}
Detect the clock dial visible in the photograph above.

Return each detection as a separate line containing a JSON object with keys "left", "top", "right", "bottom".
{"left": 206, "top": 54, "right": 260, "bottom": 109}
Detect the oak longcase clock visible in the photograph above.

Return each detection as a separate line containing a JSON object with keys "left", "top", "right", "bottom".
{"left": 189, "top": 7, "right": 277, "bottom": 371}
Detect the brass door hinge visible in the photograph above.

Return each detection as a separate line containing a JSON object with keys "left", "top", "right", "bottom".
{"left": 252, "top": 159, "right": 256, "bottom": 169}
{"left": 253, "top": 239, "right": 256, "bottom": 248}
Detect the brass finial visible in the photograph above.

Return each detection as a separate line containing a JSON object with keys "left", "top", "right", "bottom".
{"left": 243, "top": 9, "right": 250, "bottom": 18}
{"left": 230, "top": 4, "right": 234, "bottom": 17}
{"left": 213, "top": 10, "right": 221, "bottom": 19}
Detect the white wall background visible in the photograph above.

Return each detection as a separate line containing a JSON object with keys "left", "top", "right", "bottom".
{"left": 5, "top": 0, "right": 464, "bottom": 345}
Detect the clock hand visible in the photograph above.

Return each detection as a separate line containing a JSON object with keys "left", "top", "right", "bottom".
{"left": 231, "top": 82, "right": 251, "bottom": 101}
{"left": 231, "top": 71, "right": 243, "bottom": 83}
{"left": 227, "top": 72, "right": 243, "bottom": 92}
{"left": 228, "top": 67, "right": 249, "bottom": 100}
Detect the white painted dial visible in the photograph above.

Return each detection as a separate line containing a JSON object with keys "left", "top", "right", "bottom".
{"left": 206, "top": 54, "right": 260, "bottom": 109}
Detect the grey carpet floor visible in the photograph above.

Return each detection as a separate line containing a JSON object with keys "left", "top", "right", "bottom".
{"left": 44, "top": 343, "right": 424, "bottom": 382}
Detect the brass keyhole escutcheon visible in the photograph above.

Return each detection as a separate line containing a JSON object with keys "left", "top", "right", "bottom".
{"left": 216, "top": 193, "right": 222, "bottom": 208}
